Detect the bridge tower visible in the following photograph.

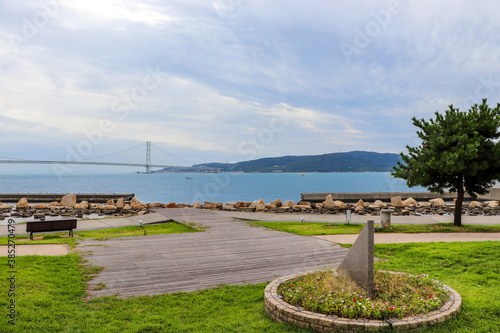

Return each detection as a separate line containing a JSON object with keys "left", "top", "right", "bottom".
{"left": 146, "top": 141, "right": 152, "bottom": 173}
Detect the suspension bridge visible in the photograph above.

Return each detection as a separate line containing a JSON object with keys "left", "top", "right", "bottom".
{"left": 0, "top": 141, "right": 179, "bottom": 173}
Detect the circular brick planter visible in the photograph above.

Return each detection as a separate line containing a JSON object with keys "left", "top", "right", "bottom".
{"left": 265, "top": 272, "right": 461, "bottom": 332}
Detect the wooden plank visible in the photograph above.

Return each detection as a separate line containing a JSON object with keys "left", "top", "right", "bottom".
{"left": 80, "top": 208, "right": 349, "bottom": 298}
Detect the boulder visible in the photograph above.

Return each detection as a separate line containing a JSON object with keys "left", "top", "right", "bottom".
{"left": 16, "top": 198, "right": 30, "bottom": 209}
{"left": 418, "top": 202, "right": 431, "bottom": 207}
{"left": 122, "top": 204, "right": 131, "bottom": 211}
{"left": 32, "top": 203, "right": 48, "bottom": 209}
{"left": 165, "top": 202, "right": 176, "bottom": 208}
{"left": 116, "top": 198, "right": 124, "bottom": 209}
{"left": 391, "top": 196, "right": 404, "bottom": 207}
{"left": 255, "top": 199, "right": 266, "bottom": 212}
{"left": 176, "top": 203, "right": 192, "bottom": 208}
{"left": 60, "top": 194, "right": 77, "bottom": 207}
{"left": 315, "top": 203, "right": 324, "bottom": 209}
{"left": 48, "top": 201, "right": 60, "bottom": 207}
{"left": 234, "top": 201, "right": 246, "bottom": 209}
{"left": 468, "top": 201, "right": 483, "bottom": 208}
{"left": 323, "top": 194, "right": 335, "bottom": 209}
{"left": 222, "top": 204, "right": 236, "bottom": 211}
{"left": 271, "top": 198, "right": 282, "bottom": 208}
{"left": 149, "top": 203, "right": 166, "bottom": 208}
{"left": 402, "top": 197, "right": 418, "bottom": 207}
{"left": 101, "top": 205, "right": 117, "bottom": 210}
{"left": 293, "top": 204, "right": 312, "bottom": 210}
{"left": 130, "top": 197, "right": 147, "bottom": 209}
{"left": 74, "top": 201, "right": 89, "bottom": 209}
{"left": 355, "top": 199, "right": 365, "bottom": 208}
{"left": 106, "top": 199, "right": 115, "bottom": 206}
{"left": 373, "top": 200, "right": 387, "bottom": 208}
{"left": 192, "top": 202, "right": 202, "bottom": 208}
{"left": 0, "top": 204, "right": 12, "bottom": 209}
{"left": 297, "top": 200, "right": 311, "bottom": 206}
{"left": 354, "top": 206, "right": 364, "bottom": 212}
{"left": 429, "top": 198, "right": 445, "bottom": 207}
{"left": 485, "top": 201, "right": 499, "bottom": 207}
{"left": 90, "top": 204, "right": 102, "bottom": 209}
{"left": 202, "top": 201, "right": 218, "bottom": 209}
{"left": 265, "top": 203, "right": 277, "bottom": 209}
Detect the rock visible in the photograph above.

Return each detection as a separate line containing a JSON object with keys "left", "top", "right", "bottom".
{"left": 429, "top": 198, "right": 445, "bottom": 207}
{"left": 315, "top": 203, "right": 324, "bottom": 209}
{"left": 32, "top": 203, "right": 48, "bottom": 209}
{"left": 373, "top": 200, "right": 387, "bottom": 208}
{"left": 16, "top": 198, "right": 30, "bottom": 209}
{"left": 60, "top": 194, "right": 77, "bottom": 207}
{"left": 202, "top": 201, "right": 218, "bottom": 209}
{"left": 390, "top": 196, "right": 404, "bottom": 207}
{"left": 283, "top": 201, "right": 295, "bottom": 207}
{"left": 293, "top": 204, "right": 312, "bottom": 210}
{"left": 402, "top": 197, "right": 418, "bottom": 207}
{"left": 48, "top": 201, "right": 60, "bottom": 207}
{"left": 101, "top": 205, "right": 117, "bottom": 210}
{"left": 90, "top": 204, "right": 102, "bottom": 209}
{"left": 165, "top": 202, "right": 176, "bottom": 208}
{"left": 297, "top": 200, "right": 311, "bottom": 206}
{"left": 271, "top": 198, "right": 282, "bottom": 208}
{"left": 149, "top": 203, "right": 166, "bottom": 208}
{"left": 0, "top": 204, "right": 12, "bottom": 209}
{"left": 234, "top": 201, "right": 246, "bottom": 209}
{"left": 265, "top": 203, "right": 277, "bottom": 209}
{"left": 255, "top": 199, "right": 266, "bottom": 212}
{"left": 418, "top": 202, "right": 431, "bottom": 207}
{"left": 122, "top": 204, "right": 131, "bottom": 211}
{"left": 468, "top": 201, "right": 483, "bottom": 208}
{"left": 116, "top": 198, "right": 124, "bottom": 209}
{"left": 176, "top": 203, "right": 192, "bottom": 208}
{"left": 485, "top": 201, "right": 499, "bottom": 207}
{"left": 74, "top": 201, "right": 89, "bottom": 209}
{"left": 106, "top": 199, "right": 115, "bottom": 206}
{"left": 192, "top": 202, "right": 202, "bottom": 208}
{"left": 368, "top": 204, "right": 380, "bottom": 210}
{"left": 130, "top": 197, "right": 147, "bottom": 209}
{"left": 323, "top": 194, "right": 335, "bottom": 209}
{"left": 355, "top": 199, "right": 365, "bottom": 208}
{"left": 354, "top": 206, "right": 364, "bottom": 212}
{"left": 222, "top": 204, "right": 236, "bottom": 211}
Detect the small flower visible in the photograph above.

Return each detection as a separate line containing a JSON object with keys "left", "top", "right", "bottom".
{"left": 390, "top": 307, "right": 395, "bottom": 310}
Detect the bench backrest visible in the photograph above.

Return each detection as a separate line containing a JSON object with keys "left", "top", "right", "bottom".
{"left": 26, "top": 219, "right": 77, "bottom": 233}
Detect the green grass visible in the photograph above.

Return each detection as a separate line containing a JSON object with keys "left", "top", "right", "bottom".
{"left": 0, "top": 242, "right": 499, "bottom": 332}
{"left": 250, "top": 221, "right": 500, "bottom": 236}
{"left": 0, "top": 222, "right": 198, "bottom": 248}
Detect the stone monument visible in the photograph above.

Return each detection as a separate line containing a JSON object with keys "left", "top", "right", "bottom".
{"left": 337, "top": 220, "right": 374, "bottom": 297}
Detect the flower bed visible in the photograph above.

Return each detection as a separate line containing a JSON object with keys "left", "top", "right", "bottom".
{"left": 265, "top": 271, "right": 461, "bottom": 332}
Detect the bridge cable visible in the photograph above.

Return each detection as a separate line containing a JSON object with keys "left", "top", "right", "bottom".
{"left": 151, "top": 142, "right": 195, "bottom": 166}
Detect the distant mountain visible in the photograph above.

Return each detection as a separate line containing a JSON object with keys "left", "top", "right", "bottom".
{"left": 157, "top": 151, "right": 402, "bottom": 173}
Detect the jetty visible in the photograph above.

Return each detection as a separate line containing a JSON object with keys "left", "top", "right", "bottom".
{"left": 0, "top": 193, "right": 135, "bottom": 203}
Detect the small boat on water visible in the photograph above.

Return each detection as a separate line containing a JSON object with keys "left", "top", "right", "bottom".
{"left": 186, "top": 177, "right": 193, "bottom": 180}
{"left": 300, "top": 174, "right": 305, "bottom": 177}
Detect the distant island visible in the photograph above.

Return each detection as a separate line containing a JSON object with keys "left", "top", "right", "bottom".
{"left": 152, "top": 151, "right": 402, "bottom": 173}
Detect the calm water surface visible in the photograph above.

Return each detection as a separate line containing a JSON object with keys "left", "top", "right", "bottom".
{"left": 0, "top": 173, "right": 424, "bottom": 204}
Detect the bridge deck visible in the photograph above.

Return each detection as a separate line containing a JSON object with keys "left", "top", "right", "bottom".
{"left": 79, "top": 208, "right": 349, "bottom": 298}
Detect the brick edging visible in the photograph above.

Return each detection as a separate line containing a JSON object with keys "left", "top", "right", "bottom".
{"left": 265, "top": 271, "right": 462, "bottom": 332}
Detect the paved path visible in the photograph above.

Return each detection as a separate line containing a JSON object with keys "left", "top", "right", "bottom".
{"left": 315, "top": 232, "right": 500, "bottom": 244}
{"left": 0, "top": 244, "right": 70, "bottom": 256}
{"left": 78, "top": 208, "right": 349, "bottom": 298}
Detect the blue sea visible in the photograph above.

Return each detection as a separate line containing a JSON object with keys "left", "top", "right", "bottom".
{"left": 0, "top": 173, "right": 425, "bottom": 204}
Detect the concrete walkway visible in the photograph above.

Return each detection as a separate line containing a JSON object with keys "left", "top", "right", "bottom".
{"left": 315, "top": 232, "right": 500, "bottom": 244}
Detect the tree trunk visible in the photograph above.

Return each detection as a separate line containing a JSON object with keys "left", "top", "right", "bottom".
{"left": 454, "top": 177, "right": 464, "bottom": 227}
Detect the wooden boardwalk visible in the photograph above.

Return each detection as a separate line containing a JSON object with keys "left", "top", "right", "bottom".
{"left": 79, "top": 208, "right": 349, "bottom": 298}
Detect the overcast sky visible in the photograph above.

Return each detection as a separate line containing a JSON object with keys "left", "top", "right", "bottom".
{"left": 1, "top": 0, "right": 500, "bottom": 173}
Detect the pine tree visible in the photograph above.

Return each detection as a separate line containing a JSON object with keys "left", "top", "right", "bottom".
{"left": 392, "top": 99, "right": 500, "bottom": 226}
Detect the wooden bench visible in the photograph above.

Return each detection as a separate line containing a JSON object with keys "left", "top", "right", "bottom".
{"left": 26, "top": 219, "right": 77, "bottom": 240}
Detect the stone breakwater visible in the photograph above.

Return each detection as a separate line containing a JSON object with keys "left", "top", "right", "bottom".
{"left": 2, "top": 193, "right": 500, "bottom": 221}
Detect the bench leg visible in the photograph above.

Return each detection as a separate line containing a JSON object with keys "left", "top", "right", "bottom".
{"left": 69, "top": 229, "right": 73, "bottom": 238}
{"left": 30, "top": 231, "right": 33, "bottom": 240}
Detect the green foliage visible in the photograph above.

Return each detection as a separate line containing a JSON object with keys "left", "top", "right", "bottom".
{"left": 186, "top": 151, "right": 402, "bottom": 172}
{"left": 392, "top": 99, "right": 500, "bottom": 225}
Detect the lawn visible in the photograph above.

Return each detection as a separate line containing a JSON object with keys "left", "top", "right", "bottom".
{"left": 1, "top": 241, "right": 499, "bottom": 332}
{"left": 250, "top": 221, "right": 500, "bottom": 236}
{"left": 0, "top": 222, "right": 198, "bottom": 248}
